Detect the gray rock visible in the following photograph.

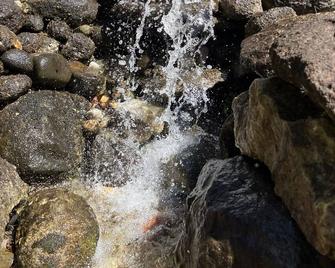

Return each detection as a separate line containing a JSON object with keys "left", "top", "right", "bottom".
{"left": 25, "top": 0, "right": 99, "bottom": 27}
{"left": 33, "top": 53, "right": 72, "bottom": 89}
{"left": 0, "top": 90, "right": 89, "bottom": 182}
{"left": 1, "top": 49, "right": 34, "bottom": 74}
{"left": 245, "top": 7, "right": 296, "bottom": 36}
{"left": 0, "top": 74, "right": 32, "bottom": 101}
{"left": 0, "top": 25, "right": 22, "bottom": 53}
{"left": 0, "top": 0, "right": 25, "bottom": 33}
{"left": 47, "top": 20, "right": 73, "bottom": 42}
{"left": 18, "top": 32, "right": 59, "bottom": 54}
{"left": 23, "top": 15, "right": 44, "bottom": 32}
{"left": 176, "top": 156, "right": 322, "bottom": 267}
{"left": 0, "top": 157, "right": 28, "bottom": 267}
{"left": 262, "top": 0, "right": 335, "bottom": 14}
{"left": 61, "top": 33, "right": 95, "bottom": 61}
{"left": 270, "top": 11, "right": 335, "bottom": 122}
{"left": 15, "top": 188, "right": 99, "bottom": 267}
{"left": 219, "top": 0, "right": 263, "bottom": 20}
{"left": 233, "top": 77, "right": 335, "bottom": 259}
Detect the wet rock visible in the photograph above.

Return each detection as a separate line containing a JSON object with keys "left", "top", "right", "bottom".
{"left": 61, "top": 33, "right": 95, "bottom": 61}
{"left": 219, "top": 114, "right": 240, "bottom": 158}
{"left": 0, "top": 60, "right": 4, "bottom": 74}
{"left": 33, "top": 53, "right": 72, "bottom": 89}
{"left": 0, "top": 25, "right": 22, "bottom": 53}
{"left": 90, "top": 129, "right": 139, "bottom": 186}
{"left": 110, "top": 99, "right": 165, "bottom": 144}
{"left": 15, "top": 188, "right": 99, "bottom": 267}
{"left": 23, "top": 15, "right": 44, "bottom": 32}
{"left": 1, "top": 49, "right": 34, "bottom": 74}
{"left": 0, "top": 0, "right": 25, "bottom": 33}
{"left": 47, "top": 20, "right": 72, "bottom": 42}
{"left": 0, "top": 90, "right": 89, "bottom": 182}
{"left": 18, "top": 32, "right": 59, "bottom": 53}
{"left": 0, "top": 157, "right": 28, "bottom": 267}
{"left": 262, "top": 0, "right": 335, "bottom": 14}
{"left": 25, "top": 0, "right": 99, "bottom": 27}
{"left": 245, "top": 7, "right": 296, "bottom": 36}
{"left": 68, "top": 69, "right": 105, "bottom": 99}
{"left": 176, "top": 156, "right": 321, "bottom": 267}
{"left": 270, "top": 11, "right": 335, "bottom": 122}
{"left": 0, "top": 74, "right": 32, "bottom": 102}
{"left": 219, "top": 0, "right": 263, "bottom": 20}
{"left": 233, "top": 77, "right": 335, "bottom": 259}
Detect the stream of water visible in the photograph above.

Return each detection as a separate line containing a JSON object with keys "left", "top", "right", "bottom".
{"left": 72, "top": 1, "right": 220, "bottom": 267}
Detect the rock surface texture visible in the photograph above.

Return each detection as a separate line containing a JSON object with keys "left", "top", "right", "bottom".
{"left": 15, "top": 188, "right": 99, "bottom": 267}
{"left": 262, "top": 0, "right": 335, "bottom": 14}
{"left": 0, "top": 91, "right": 89, "bottom": 183}
{"left": 233, "top": 78, "right": 335, "bottom": 259}
{"left": 176, "top": 156, "right": 320, "bottom": 267}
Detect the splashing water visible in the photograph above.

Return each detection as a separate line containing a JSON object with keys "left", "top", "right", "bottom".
{"left": 73, "top": 1, "right": 221, "bottom": 267}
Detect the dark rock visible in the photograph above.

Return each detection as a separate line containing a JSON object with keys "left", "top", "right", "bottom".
{"left": 0, "top": 90, "right": 89, "bottom": 182}
{"left": 0, "top": 25, "right": 22, "bottom": 53}
{"left": 61, "top": 33, "right": 95, "bottom": 61}
{"left": 219, "top": 0, "right": 263, "bottom": 20}
{"left": 0, "top": 0, "right": 25, "bottom": 33}
{"left": 33, "top": 53, "right": 72, "bottom": 89}
{"left": 25, "top": 0, "right": 99, "bottom": 27}
{"left": 233, "top": 77, "right": 335, "bottom": 259}
{"left": 270, "top": 11, "right": 335, "bottom": 122}
{"left": 23, "top": 15, "right": 44, "bottom": 32}
{"left": 0, "top": 157, "right": 28, "bottom": 267}
{"left": 0, "top": 74, "right": 32, "bottom": 101}
{"left": 47, "top": 20, "right": 72, "bottom": 42}
{"left": 89, "top": 129, "right": 139, "bottom": 186}
{"left": 176, "top": 156, "right": 322, "bottom": 267}
{"left": 68, "top": 69, "right": 105, "bottom": 99}
{"left": 1, "top": 49, "right": 34, "bottom": 74}
{"left": 18, "top": 32, "right": 59, "bottom": 54}
{"left": 219, "top": 114, "right": 240, "bottom": 158}
{"left": 15, "top": 188, "right": 99, "bottom": 267}
{"left": 262, "top": 0, "right": 335, "bottom": 14}
{"left": 245, "top": 7, "right": 296, "bottom": 36}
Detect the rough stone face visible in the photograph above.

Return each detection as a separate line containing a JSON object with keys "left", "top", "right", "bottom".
{"left": 15, "top": 188, "right": 99, "bottom": 267}
{"left": 18, "top": 32, "right": 59, "bottom": 54}
{"left": 233, "top": 77, "right": 335, "bottom": 259}
{"left": 47, "top": 20, "right": 72, "bottom": 42}
{"left": 219, "top": 0, "right": 263, "bottom": 20}
{"left": 270, "top": 11, "right": 335, "bottom": 122}
{"left": 33, "top": 53, "right": 72, "bottom": 89}
{"left": 0, "top": 157, "right": 28, "bottom": 268}
{"left": 26, "top": 0, "right": 99, "bottom": 27}
{"left": 0, "top": 74, "right": 32, "bottom": 101}
{"left": 23, "top": 15, "right": 44, "bottom": 32}
{"left": 0, "top": 90, "right": 89, "bottom": 182}
{"left": 61, "top": 33, "right": 96, "bottom": 61}
{"left": 245, "top": 7, "right": 296, "bottom": 36}
{"left": 0, "top": 0, "right": 26, "bottom": 33}
{"left": 176, "top": 156, "right": 321, "bottom": 267}
{"left": 0, "top": 25, "right": 22, "bottom": 53}
{"left": 1, "top": 49, "right": 34, "bottom": 74}
{"left": 262, "top": 0, "right": 335, "bottom": 14}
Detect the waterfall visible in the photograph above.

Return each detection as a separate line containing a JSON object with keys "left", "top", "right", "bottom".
{"left": 71, "top": 1, "right": 221, "bottom": 267}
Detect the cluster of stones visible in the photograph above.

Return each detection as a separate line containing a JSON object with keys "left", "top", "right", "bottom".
{"left": 176, "top": 0, "right": 335, "bottom": 267}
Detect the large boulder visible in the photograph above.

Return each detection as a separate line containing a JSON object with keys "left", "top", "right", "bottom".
{"left": 270, "top": 11, "right": 335, "bottom": 122}
{"left": 262, "top": 0, "right": 335, "bottom": 14}
{"left": 0, "top": 0, "right": 26, "bottom": 33}
{"left": 219, "top": 0, "right": 263, "bottom": 20}
{"left": 0, "top": 91, "right": 89, "bottom": 183}
{"left": 0, "top": 157, "right": 28, "bottom": 267}
{"left": 25, "top": 0, "right": 99, "bottom": 27}
{"left": 175, "top": 156, "right": 321, "bottom": 267}
{"left": 233, "top": 77, "right": 335, "bottom": 259}
{"left": 15, "top": 188, "right": 99, "bottom": 267}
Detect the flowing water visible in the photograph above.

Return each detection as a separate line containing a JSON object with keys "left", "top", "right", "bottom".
{"left": 72, "top": 0, "right": 221, "bottom": 267}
